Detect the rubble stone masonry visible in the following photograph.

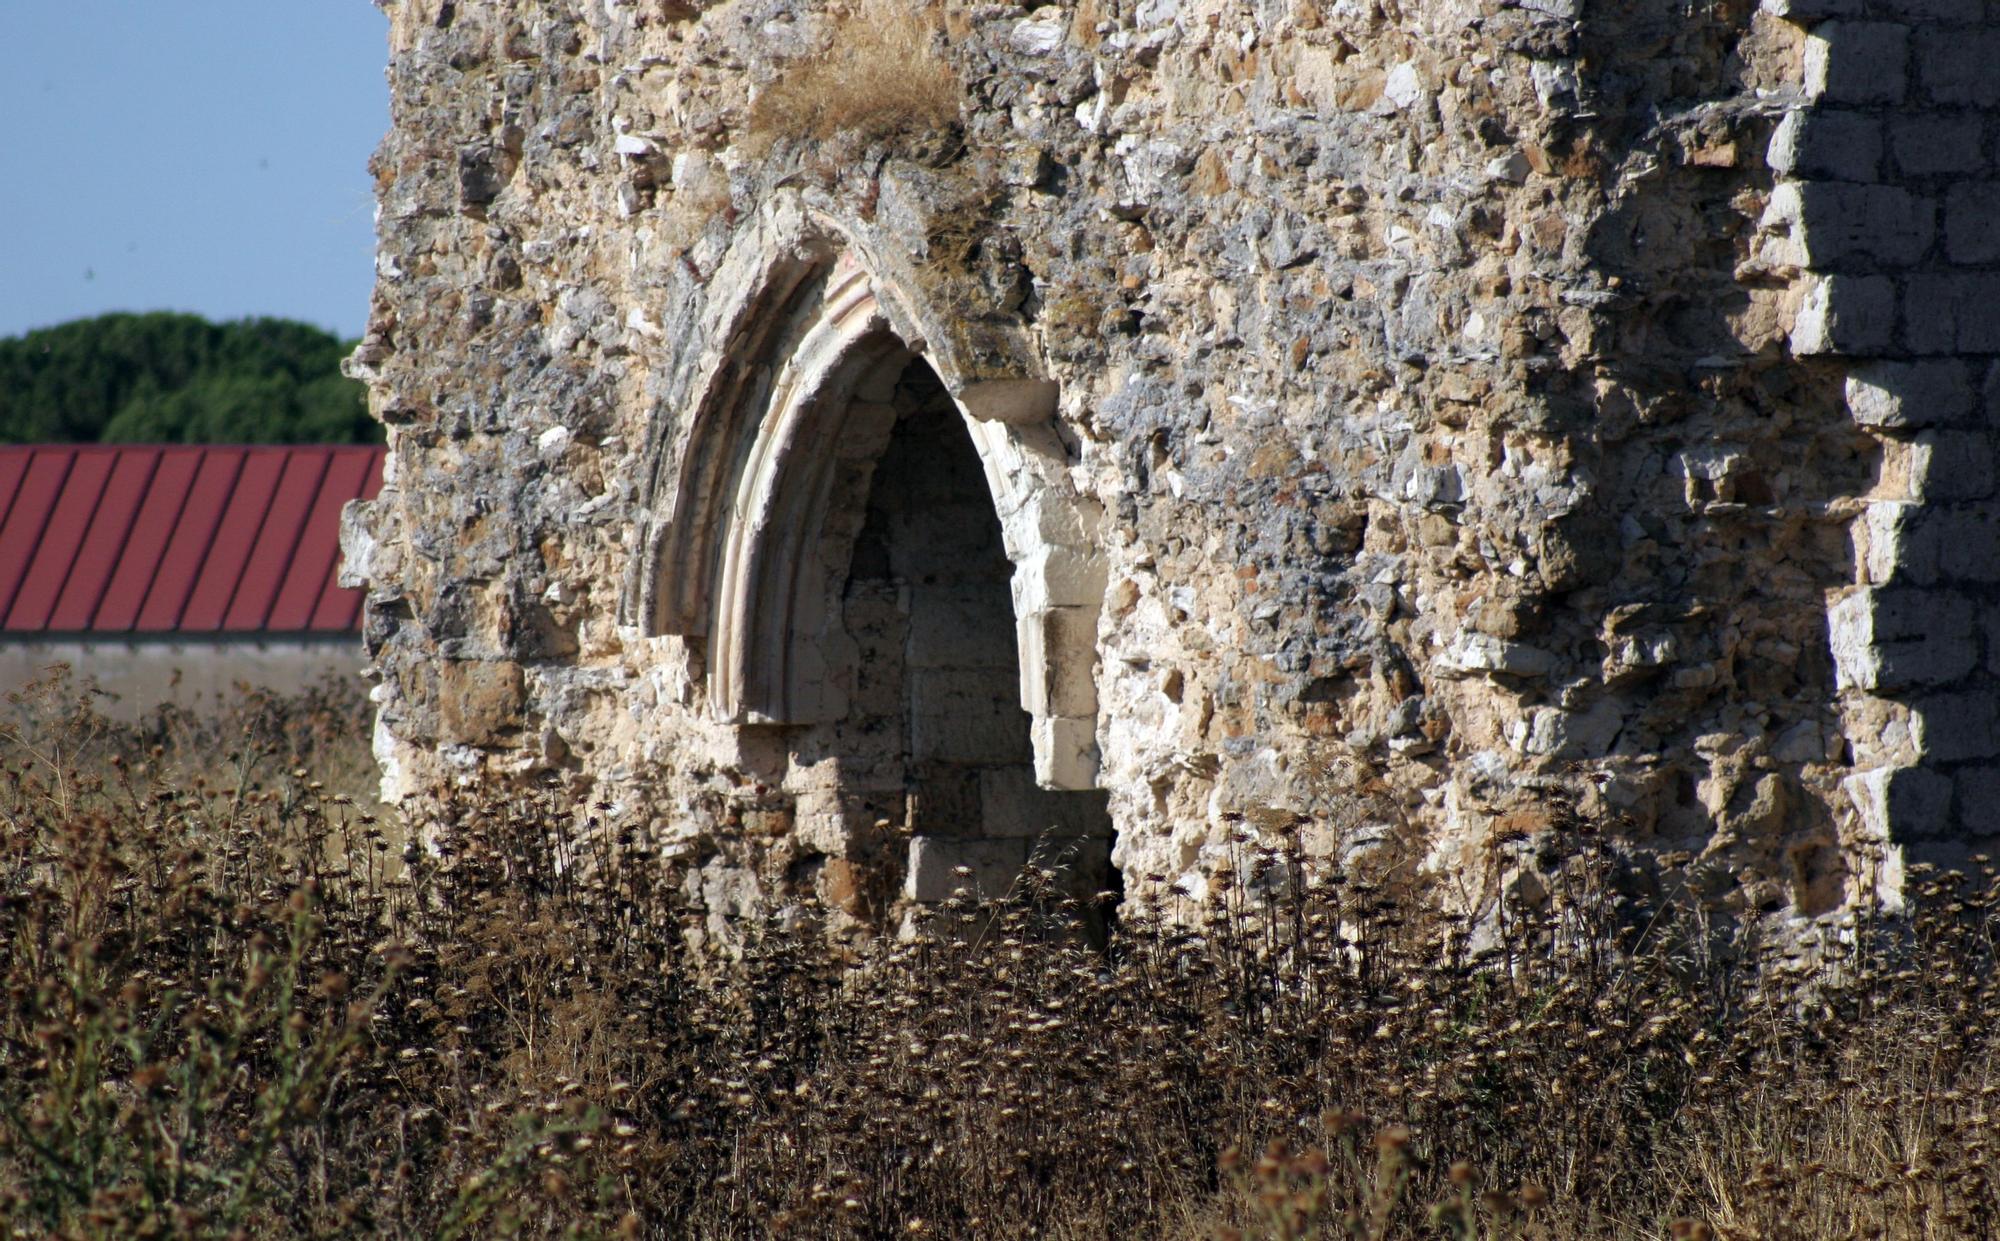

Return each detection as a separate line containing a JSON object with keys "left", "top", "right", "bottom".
{"left": 343, "top": 0, "right": 2000, "bottom": 933}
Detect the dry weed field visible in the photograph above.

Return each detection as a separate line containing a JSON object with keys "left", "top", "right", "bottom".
{"left": 2, "top": 677, "right": 1997, "bottom": 1239}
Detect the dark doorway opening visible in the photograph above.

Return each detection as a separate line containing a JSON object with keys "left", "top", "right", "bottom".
{"left": 821, "top": 357, "right": 1110, "bottom": 907}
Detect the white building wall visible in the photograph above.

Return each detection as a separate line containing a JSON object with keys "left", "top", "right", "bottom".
{"left": 0, "top": 638, "right": 367, "bottom": 719}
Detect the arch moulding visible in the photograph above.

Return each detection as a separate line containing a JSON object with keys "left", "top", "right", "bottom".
{"left": 623, "top": 193, "right": 1106, "bottom": 790}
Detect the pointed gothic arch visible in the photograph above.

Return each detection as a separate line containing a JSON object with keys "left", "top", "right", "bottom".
{"left": 624, "top": 195, "right": 1106, "bottom": 790}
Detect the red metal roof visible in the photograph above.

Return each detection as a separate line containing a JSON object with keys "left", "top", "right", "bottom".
{"left": 0, "top": 445, "right": 384, "bottom": 635}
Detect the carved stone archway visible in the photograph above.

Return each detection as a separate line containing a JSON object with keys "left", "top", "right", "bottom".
{"left": 625, "top": 195, "right": 1106, "bottom": 792}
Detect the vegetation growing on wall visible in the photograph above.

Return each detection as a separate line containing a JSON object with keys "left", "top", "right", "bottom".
{"left": 747, "top": 0, "right": 960, "bottom": 152}
{"left": 0, "top": 312, "right": 375, "bottom": 445}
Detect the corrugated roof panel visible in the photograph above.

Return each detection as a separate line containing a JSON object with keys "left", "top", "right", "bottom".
{"left": 133, "top": 449, "right": 247, "bottom": 632}
{"left": 177, "top": 451, "right": 285, "bottom": 632}
{"left": 0, "top": 452, "right": 32, "bottom": 536}
{"left": 94, "top": 451, "right": 201, "bottom": 631}
{"left": 271, "top": 449, "right": 373, "bottom": 630}
{"left": 311, "top": 574, "right": 364, "bottom": 633}
{"left": 7, "top": 450, "right": 118, "bottom": 631}
{"left": 0, "top": 448, "right": 77, "bottom": 622}
{"left": 46, "top": 450, "right": 161, "bottom": 631}
{"left": 2, "top": 445, "right": 382, "bottom": 635}
{"left": 222, "top": 450, "right": 328, "bottom": 630}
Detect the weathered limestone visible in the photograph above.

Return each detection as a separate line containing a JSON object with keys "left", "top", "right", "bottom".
{"left": 347, "top": 0, "right": 2000, "bottom": 932}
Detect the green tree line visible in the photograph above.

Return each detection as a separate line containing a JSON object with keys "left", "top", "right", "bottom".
{"left": 0, "top": 312, "right": 378, "bottom": 445}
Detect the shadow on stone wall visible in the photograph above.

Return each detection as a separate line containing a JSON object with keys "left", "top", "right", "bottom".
{"left": 1558, "top": 0, "right": 1870, "bottom": 913}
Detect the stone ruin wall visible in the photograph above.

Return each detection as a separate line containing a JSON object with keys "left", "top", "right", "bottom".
{"left": 342, "top": 0, "right": 2000, "bottom": 934}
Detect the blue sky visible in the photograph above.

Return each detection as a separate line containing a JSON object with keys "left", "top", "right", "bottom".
{"left": 0, "top": 3, "right": 388, "bottom": 340}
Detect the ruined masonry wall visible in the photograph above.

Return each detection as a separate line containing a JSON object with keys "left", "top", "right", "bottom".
{"left": 343, "top": 0, "right": 2000, "bottom": 931}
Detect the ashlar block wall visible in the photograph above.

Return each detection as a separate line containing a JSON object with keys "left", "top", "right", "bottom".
{"left": 1774, "top": 1, "right": 2000, "bottom": 865}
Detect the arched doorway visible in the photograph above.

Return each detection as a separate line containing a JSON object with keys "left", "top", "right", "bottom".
{"left": 626, "top": 216, "right": 1114, "bottom": 918}
{"left": 831, "top": 356, "right": 1110, "bottom": 905}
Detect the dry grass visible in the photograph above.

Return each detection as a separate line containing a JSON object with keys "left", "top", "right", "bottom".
{"left": 4, "top": 680, "right": 2000, "bottom": 1237}
{"left": 746, "top": 0, "right": 961, "bottom": 152}
{"left": 0, "top": 668, "right": 383, "bottom": 813}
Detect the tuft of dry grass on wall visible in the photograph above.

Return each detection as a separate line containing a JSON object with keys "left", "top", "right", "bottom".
{"left": 747, "top": 0, "right": 961, "bottom": 152}
{"left": 9, "top": 678, "right": 2000, "bottom": 1238}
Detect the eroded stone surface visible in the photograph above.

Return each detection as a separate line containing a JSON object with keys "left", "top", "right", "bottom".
{"left": 347, "top": 0, "right": 2000, "bottom": 932}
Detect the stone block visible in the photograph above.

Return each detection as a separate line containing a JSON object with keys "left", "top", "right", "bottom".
{"left": 848, "top": 652, "right": 908, "bottom": 719}
{"left": 904, "top": 835, "right": 1028, "bottom": 901}
{"left": 1904, "top": 275, "right": 1957, "bottom": 354}
{"left": 1794, "top": 182, "right": 1934, "bottom": 268}
{"left": 1770, "top": 110, "right": 1882, "bottom": 182}
{"left": 905, "top": 590, "right": 1017, "bottom": 669}
{"left": 781, "top": 638, "right": 847, "bottom": 724}
{"left": 1888, "top": 113, "right": 1987, "bottom": 178}
{"left": 816, "top": 857, "right": 872, "bottom": 918}
{"left": 1831, "top": 587, "right": 1978, "bottom": 689}
{"left": 1879, "top": 634, "right": 1982, "bottom": 686}
{"left": 1826, "top": 594, "right": 1875, "bottom": 692}
{"left": 1872, "top": 0, "right": 1982, "bottom": 18}
{"left": 1806, "top": 22, "right": 1910, "bottom": 106}
{"left": 1958, "top": 766, "right": 2000, "bottom": 835}
{"left": 1520, "top": 700, "right": 1625, "bottom": 760}
{"left": 1848, "top": 765, "right": 1958, "bottom": 841}
{"left": 1760, "top": 0, "right": 1861, "bottom": 16}
{"left": 1914, "top": 691, "right": 2000, "bottom": 763}
{"left": 996, "top": 490, "right": 1098, "bottom": 556}
{"left": 1772, "top": 720, "right": 1832, "bottom": 764}
{"left": 457, "top": 144, "right": 504, "bottom": 208}
{"left": 1010, "top": 545, "right": 1110, "bottom": 613}
{"left": 1017, "top": 606, "right": 1100, "bottom": 717}
{"left": 337, "top": 500, "right": 384, "bottom": 589}
{"left": 1434, "top": 631, "right": 1558, "bottom": 679}
{"left": 1845, "top": 767, "right": 1894, "bottom": 840}
{"left": 980, "top": 766, "right": 1045, "bottom": 837}
{"left": 1857, "top": 500, "right": 1935, "bottom": 584}
{"left": 1845, "top": 360, "right": 1976, "bottom": 429}
{"left": 909, "top": 668, "right": 1033, "bottom": 764}
{"left": 794, "top": 787, "right": 896, "bottom": 859}
{"left": 436, "top": 658, "right": 524, "bottom": 743}
{"left": 980, "top": 766, "right": 1113, "bottom": 838}
{"left": 889, "top": 503, "right": 1011, "bottom": 579}
{"left": 1914, "top": 28, "right": 2000, "bottom": 105}
{"left": 1875, "top": 586, "right": 1976, "bottom": 641}
{"left": 1031, "top": 715, "right": 1100, "bottom": 790}
{"left": 1945, "top": 183, "right": 2000, "bottom": 265}
{"left": 1912, "top": 432, "right": 1997, "bottom": 501}
{"left": 907, "top": 762, "right": 983, "bottom": 837}
{"left": 793, "top": 801, "right": 851, "bottom": 860}
{"left": 1923, "top": 824, "right": 2000, "bottom": 875}
{"left": 1902, "top": 273, "right": 2000, "bottom": 355}
{"left": 1938, "top": 508, "right": 2000, "bottom": 583}
{"left": 1792, "top": 274, "right": 1898, "bottom": 354}
{"left": 1886, "top": 766, "right": 1957, "bottom": 841}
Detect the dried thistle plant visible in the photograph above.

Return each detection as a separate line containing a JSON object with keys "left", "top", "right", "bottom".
{"left": 4, "top": 676, "right": 2000, "bottom": 1238}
